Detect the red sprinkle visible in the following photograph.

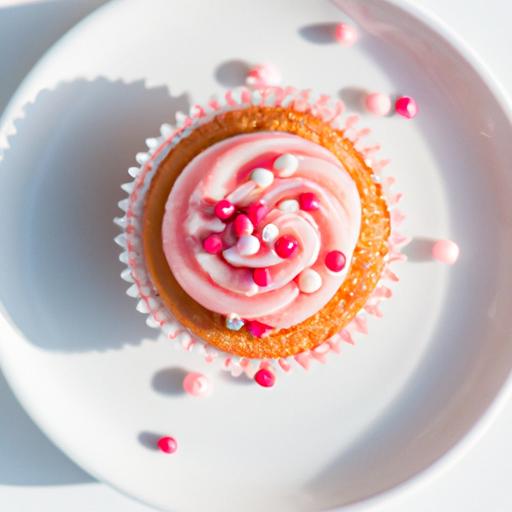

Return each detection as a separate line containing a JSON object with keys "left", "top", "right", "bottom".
{"left": 214, "top": 199, "right": 235, "bottom": 220}
{"left": 299, "top": 192, "right": 320, "bottom": 211}
{"left": 254, "top": 368, "right": 275, "bottom": 387}
{"left": 157, "top": 436, "right": 178, "bottom": 454}
{"left": 395, "top": 96, "right": 418, "bottom": 119}
{"left": 246, "top": 200, "right": 268, "bottom": 226}
{"left": 246, "top": 320, "right": 273, "bottom": 338}
{"left": 202, "top": 234, "right": 223, "bottom": 254}
{"left": 325, "top": 250, "right": 346, "bottom": 272}
{"left": 274, "top": 235, "right": 298, "bottom": 258}
{"left": 253, "top": 267, "right": 271, "bottom": 287}
{"left": 233, "top": 213, "right": 254, "bottom": 237}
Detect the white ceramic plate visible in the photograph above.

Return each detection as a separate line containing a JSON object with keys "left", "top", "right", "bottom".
{"left": 1, "top": 0, "right": 511, "bottom": 511}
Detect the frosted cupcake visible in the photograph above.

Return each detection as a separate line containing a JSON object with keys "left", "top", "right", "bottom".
{"left": 116, "top": 87, "right": 407, "bottom": 376}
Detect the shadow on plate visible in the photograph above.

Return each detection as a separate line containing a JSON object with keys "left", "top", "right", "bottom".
{"left": 151, "top": 367, "right": 189, "bottom": 396}
{"left": 0, "top": 77, "right": 189, "bottom": 352}
{"left": 298, "top": 23, "right": 338, "bottom": 45}
{"left": 214, "top": 59, "right": 251, "bottom": 88}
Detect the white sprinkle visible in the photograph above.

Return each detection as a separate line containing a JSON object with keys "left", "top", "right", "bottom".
{"left": 273, "top": 153, "right": 299, "bottom": 177}
{"left": 298, "top": 269, "right": 322, "bottom": 294}
{"left": 250, "top": 167, "right": 274, "bottom": 188}
{"left": 136, "top": 152, "right": 149, "bottom": 165}
{"left": 261, "top": 223, "right": 279, "bottom": 244}
{"left": 237, "top": 234, "right": 261, "bottom": 256}
{"left": 278, "top": 199, "right": 299, "bottom": 213}
{"left": 226, "top": 313, "right": 244, "bottom": 331}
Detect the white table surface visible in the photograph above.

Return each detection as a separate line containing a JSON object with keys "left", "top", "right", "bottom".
{"left": 0, "top": 1, "right": 510, "bottom": 511}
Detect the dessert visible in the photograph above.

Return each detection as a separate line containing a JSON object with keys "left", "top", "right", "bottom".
{"left": 116, "top": 87, "right": 407, "bottom": 376}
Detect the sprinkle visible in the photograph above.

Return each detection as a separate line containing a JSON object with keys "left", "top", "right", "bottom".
{"left": 261, "top": 223, "right": 279, "bottom": 244}
{"left": 183, "top": 372, "right": 211, "bottom": 397}
{"left": 233, "top": 214, "right": 254, "bottom": 237}
{"left": 246, "top": 320, "right": 273, "bottom": 338}
{"left": 157, "top": 436, "right": 178, "bottom": 454}
{"left": 299, "top": 192, "right": 320, "bottom": 211}
{"left": 226, "top": 313, "right": 244, "bottom": 331}
{"left": 246, "top": 63, "right": 282, "bottom": 88}
{"left": 214, "top": 199, "right": 235, "bottom": 220}
{"left": 253, "top": 267, "right": 271, "bottom": 287}
{"left": 325, "top": 250, "right": 346, "bottom": 272}
{"left": 246, "top": 200, "right": 268, "bottom": 226}
{"left": 432, "top": 239, "right": 459, "bottom": 264}
{"left": 274, "top": 235, "right": 298, "bottom": 258}
{"left": 202, "top": 234, "right": 223, "bottom": 254}
{"left": 364, "top": 92, "right": 391, "bottom": 116}
{"left": 273, "top": 153, "right": 299, "bottom": 177}
{"left": 250, "top": 168, "right": 274, "bottom": 188}
{"left": 278, "top": 199, "right": 299, "bottom": 213}
{"left": 298, "top": 268, "right": 322, "bottom": 294}
{"left": 237, "top": 234, "right": 261, "bottom": 256}
{"left": 334, "top": 23, "right": 358, "bottom": 47}
{"left": 254, "top": 368, "right": 275, "bottom": 387}
{"left": 395, "top": 96, "right": 418, "bottom": 119}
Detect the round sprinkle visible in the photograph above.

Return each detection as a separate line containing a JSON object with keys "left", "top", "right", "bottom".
{"left": 237, "top": 234, "right": 260, "bottom": 256}
{"left": 226, "top": 313, "right": 244, "bottom": 331}
{"left": 298, "top": 268, "right": 322, "bottom": 294}
{"left": 325, "top": 250, "right": 346, "bottom": 272}
{"left": 246, "top": 63, "right": 282, "bottom": 88}
{"left": 273, "top": 153, "right": 299, "bottom": 177}
{"left": 253, "top": 267, "right": 271, "bottom": 287}
{"left": 432, "top": 239, "right": 459, "bottom": 264}
{"left": 250, "top": 167, "right": 274, "bottom": 188}
{"left": 395, "top": 96, "right": 418, "bottom": 119}
{"left": 254, "top": 368, "right": 275, "bottom": 387}
{"left": 261, "top": 223, "right": 279, "bottom": 244}
{"left": 365, "top": 92, "right": 392, "bottom": 116}
{"left": 233, "top": 213, "right": 254, "bottom": 237}
{"left": 202, "top": 234, "right": 223, "bottom": 254}
{"left": 183, "top": 372, "right": 211, "bottom": 397}
{"left": 334, "top": 23, "right": 358, "bottom": 47}
{"left": 157, "top": 436, "right": 178, "bottom": 454}
{"left": 299, "top": 192, "right": 320, "bottom": 211}
{"left": 214, "top": 199, "right": 235, "bottom": 220}
{"left": 278, "top": 199, "right": 300, "bottom": 213}
{"left": 274, "top": 235, "right": 298, "bottom": 258}
{"left": 246, "top": 200, "right": 269, "bottom": 226}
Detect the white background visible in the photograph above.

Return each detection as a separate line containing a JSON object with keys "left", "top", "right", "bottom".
{"left": 0, "top": 1, "right": 510, "bottom": 511}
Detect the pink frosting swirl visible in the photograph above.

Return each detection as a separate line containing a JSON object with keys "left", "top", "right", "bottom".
{"left": 162, "top": 132, "right": 361, "bottom": 330}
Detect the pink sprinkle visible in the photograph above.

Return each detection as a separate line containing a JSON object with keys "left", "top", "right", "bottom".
{"left": 157, "top": 436, "right": 178, "bottom": 454}
{"left": 202, "top": 234, "right": 223, "bottom": 254}
{"left": 246, "top": 320, "right": 273, "bottom": 338}
{"left": 395, "top": 96, "right": 418, "bottom": 119}
{"left": 246, "top": 200, "right": 268, "bottom": 226}
{"left": 299, "top": 192, "right": 320, "bottom": 211}
{"left": 274, "top": 235, "right": 298, "bottom": 258}
{"left": 214, "top": 199, "right": 235, "bottom": 220}
{"left": 432, "top": 239, "right": 459, "bottom": 265}
{"left": 253, "top": 267, "right": 271, "bottom": 287}
{"left": 325, "top": 250, "right": 346, "bottom": 272}
{"left": 246, "top": 63, "right": 282, "bottom": 88}
{"left": 334, "top": 23, "right": 358, "bottom": 47}
{"left": 233, "top": 213, "right": 254, "bottom": 237}
{"left": 365, "top": 92, "right": 391, "bottom": 116}
{"left": 183, "top": 372, "right": 211, "bottom": 397}
{"left": 254, "top": 368, "right": 275, "bottom": 387}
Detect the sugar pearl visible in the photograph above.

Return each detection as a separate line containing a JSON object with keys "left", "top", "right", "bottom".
{"left": 365, "top": 92, "right": 392, "bottom": 116}
{"left": 234, "top": 214, "right": 254, "bottom": 237}
{"left": 432, "top": 239, "right": 459, "bottom": 264}
{"left": 253, "top": 267, "right": 271, "bottom": 287}
{"left": 183, "top": 372, "right": 211, "bottom": 397}
{"left": 203, "top": 234, "right": 223, "bottom": 254}
{"left": 246, "top": 320, "right": 273, "bottom": 338}
{"left": 274, "top": 235, "right": 298, "bottom": 258}
{"left": 278, "top": 199, "right": 299, "bottom": 213}
{"left": 395, "top": 96, "right": 418, "bottom": 119}
{"left": 250, "top": 167, "right": 274, "bottom": 188}
{"left": 254, "top": 368, "right": 275, "bottom": 387}
{"left": 237, "top": 234, "right": 260, "bottom": 256}
{"left": 247, "top": 200, "right": 268, "bottom": 226}
{"left": 334, "top": 23, "right": 358, "bottom": 47}
{"left": 246, "top": 63, "right": 282, "bottom": 88}
{"left": 299, "top": 192, "right": 320, "bottom": 211}
{"left": 157, "top": 436, "right": 178, "bottom": 454}
{"left": 261, "top": 223, "right": 279, "bottom": 244}
{"left": 214, "top": 199, "right": 235, "bottom": 220}
{"left": 298, "top": 268, "right": 322, "bottom": 294}
{"left": 273, "top": 153, "right": 298, "bottom": 177}
{"left": 226, "top": 313, "right": 244, "bottom": 331}
{"left": 325, "top": 250, "right": 346, "bottom": 272}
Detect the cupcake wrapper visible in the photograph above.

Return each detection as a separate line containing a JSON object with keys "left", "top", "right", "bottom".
{"left": 115, "top": 86, "right": 408, "bottom": 378}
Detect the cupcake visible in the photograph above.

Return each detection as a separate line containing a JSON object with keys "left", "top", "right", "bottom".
{"left": 115, "top": 87, "right": 407, "bottom": 377}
